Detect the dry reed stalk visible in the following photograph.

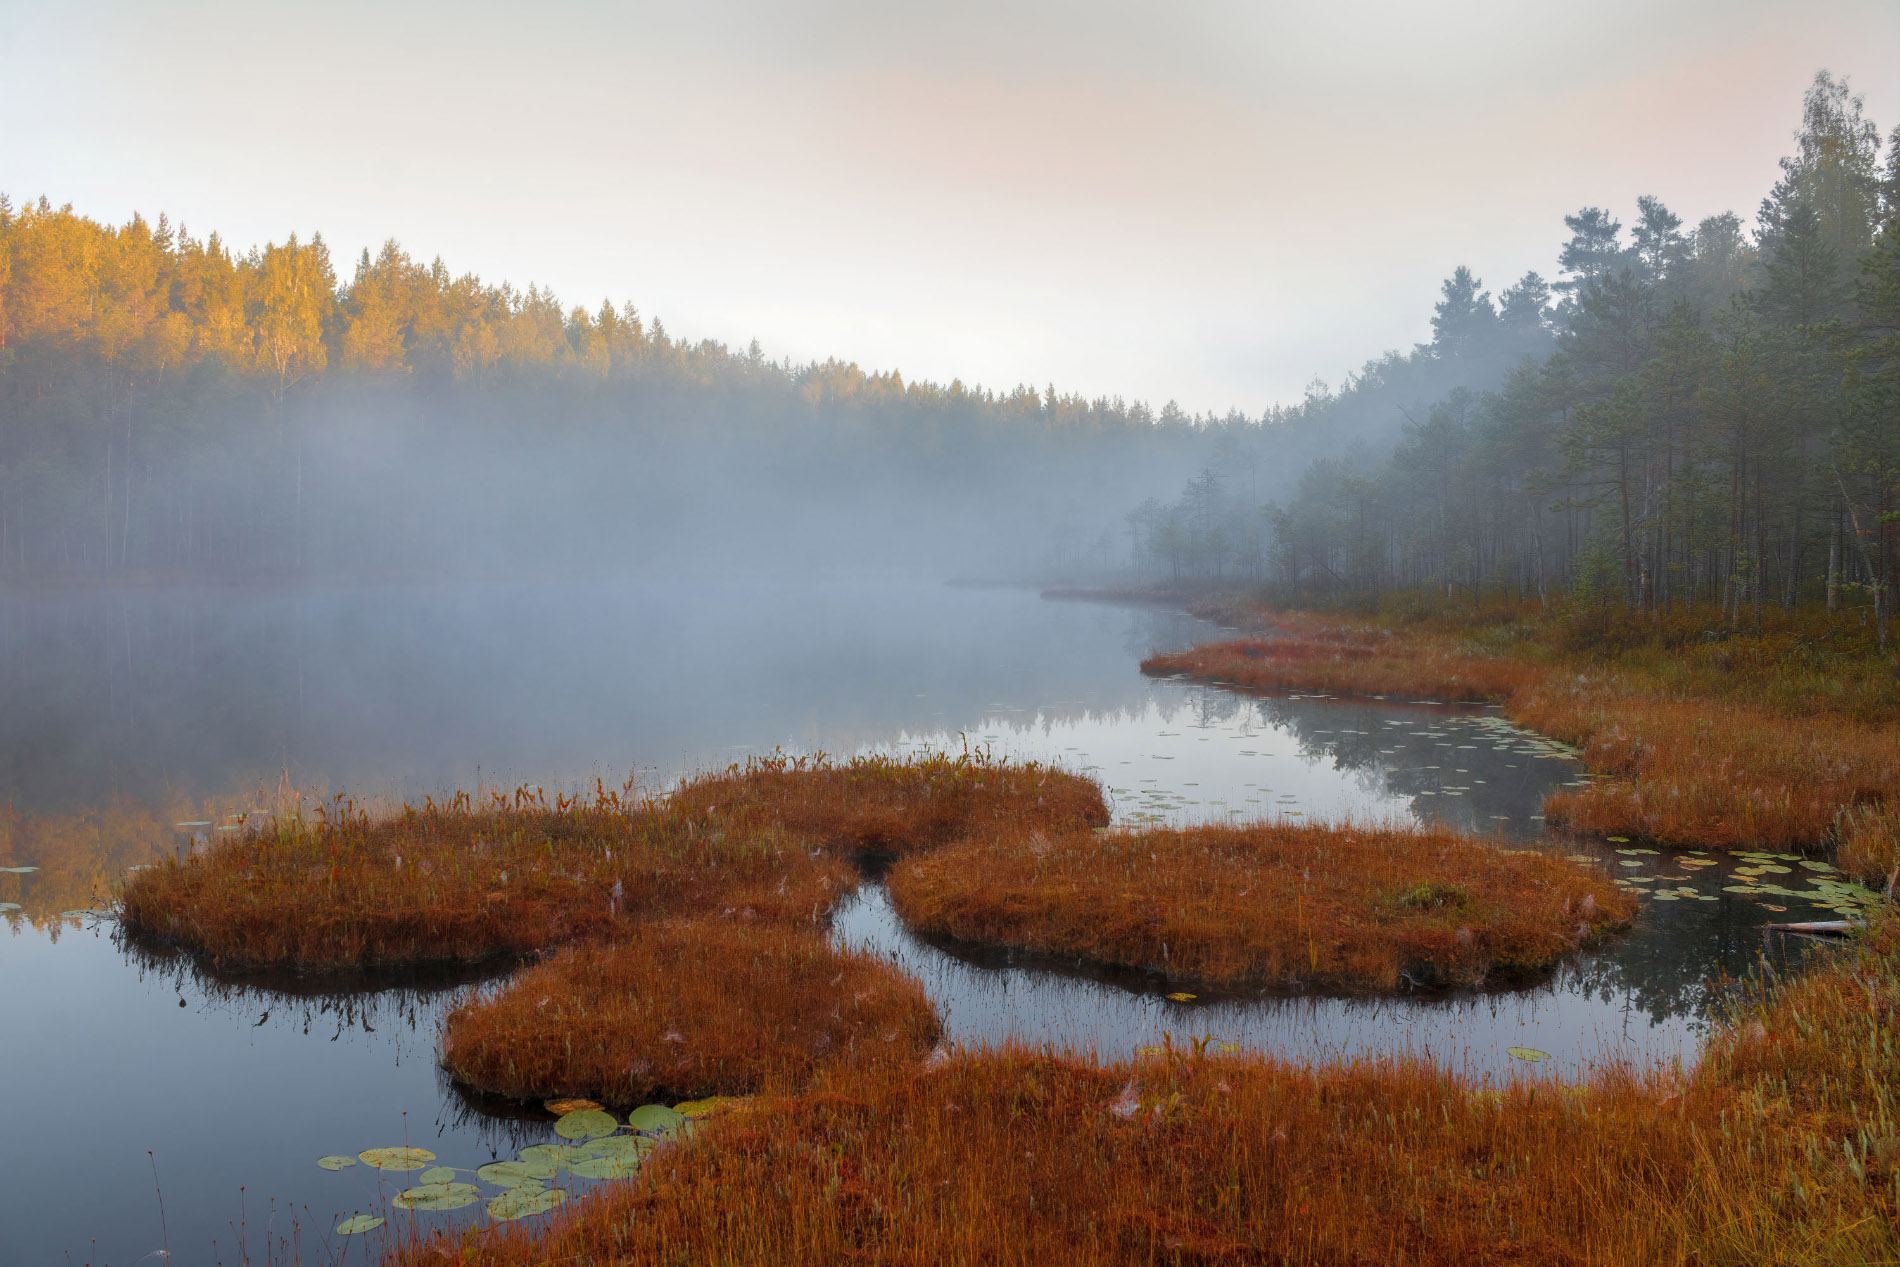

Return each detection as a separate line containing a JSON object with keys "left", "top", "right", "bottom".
{"left": 1834, "top": 803, "right": 1900, "bottom": 892}
{"left": 888, "top": 821, "right": 1633, "bottom": 992}
{"left": 441, "top": 918, "right": 941, "bottom": 1105}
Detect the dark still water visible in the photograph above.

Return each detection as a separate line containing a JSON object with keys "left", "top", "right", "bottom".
{"left": 0, "top": 577, "right": 1842, "bottom": 1265}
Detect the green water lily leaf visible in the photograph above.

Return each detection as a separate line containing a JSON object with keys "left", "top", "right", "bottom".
{"left": 476, "top": 1160, "right": 554, "bottom": 1186}
{"left": 1652, "top": 892, "right": 1679, "bottom": 901}
{"left": 1506, "top": 1046, "right": 1551, "bottom": 1062}
{"left": 417, "top": 1165, "right": 458, "bottom": 1184}
{"left": 627, "top": 1104, "right": 686, "bottom": 1135}
{"left": 586, "top": 1134, "right": 654, "bottom": 1160}
{"left": 1723, "top": 885, "right": 1761, "bottom": 894}
{"left": 553, "top": 1108, "right": 619, "bottom": 1140}
{"left": 571, "top": 1153, "right": 645, "bottom": 1180}
{"left": 487, "top": 1184, "right": 566, "bottom": 1222}
{"left": 519, "top": 1143, "right": 589, "bottom": 1168}
{"left": 1797, "top": 860, "right": 1836, "bottom": 872}
{"left": 336, "top": 1215, "right": 383, "bottom": 1234}
{"left": 359, "top": 1146, "right": 435, "bottom": 1171}
{"left": 1618, "top": 861, "right": 1644, "bottom": 868}
{"left": 316, "top": 1155, "right": 357, "bottom": 1171}
{"left": 393, "top": 1182, "right": 481, "bottom": 1211}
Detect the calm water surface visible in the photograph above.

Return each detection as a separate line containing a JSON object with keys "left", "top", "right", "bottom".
{"left": 0, "top": 578, "right": 1830, "bottom": 1264}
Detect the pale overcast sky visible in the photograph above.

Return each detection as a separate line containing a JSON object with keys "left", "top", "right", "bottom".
{"left": 3, "top": 0, "right": 1896, "bottom": 413}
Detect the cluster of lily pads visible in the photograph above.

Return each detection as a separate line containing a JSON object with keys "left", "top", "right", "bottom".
{"left": 1588, "top": 840, "right": 1877, "bottom": 917}
{"left": 319, "top": 1098, "right": 743, "bottom": 1236}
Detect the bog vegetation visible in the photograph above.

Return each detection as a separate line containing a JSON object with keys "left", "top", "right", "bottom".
{"left": 119, "top": 754, "right": 1107, "bottom": 971}
{"left": 889, "top": 820, "right": 1632, "bottom": 992}
{"left": 441, "top": 921, "right": 942, "bottom": 1106}
{"left": 1145, "top": 605, "right": 1900, "bottom": 885}
{"left": 391, "top": 909, "right": 1900, "bottom": 1267}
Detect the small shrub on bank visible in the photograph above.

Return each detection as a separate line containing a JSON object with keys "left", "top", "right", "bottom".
{"left": 888, "top": 821, "right": 1633, "bottom": 993}
{"left": 440, "top": 919, "right": 941, "bottom": 1105}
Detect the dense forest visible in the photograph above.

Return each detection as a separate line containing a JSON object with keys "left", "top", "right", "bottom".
{"left": 2, "top": 156, "right": 1546, "bottom": 581}
{"left": 1133, "top": 72, "right": 1900, "bottom": 641}
{"left": 0, "top": 203, "right": 1222, "bottom": 580}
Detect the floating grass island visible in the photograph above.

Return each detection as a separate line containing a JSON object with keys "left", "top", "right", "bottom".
{"left": 118, "top": 753, "right": 1109, "bottom": 972}
{"left": 889, "top": 820, "right": 1634, "bottom": 993}
{"left": 441, "top": 919, "right": 941, "bottom": 1105}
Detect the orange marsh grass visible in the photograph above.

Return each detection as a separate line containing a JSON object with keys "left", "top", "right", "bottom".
{"left": 391, "top": 917, "right": 1900, "bottom": 1267}
{"left": 118, "top": 754, "right": 1107, "bottom": 973}
{"left": 440, "top": 918, "right": 943, "bottom": 1107}
{"left": 886, "top": 821, "right": 1635, "bottom": 993}
{"left": 1145, "top": 625, "right": 1900, "bottom": 879}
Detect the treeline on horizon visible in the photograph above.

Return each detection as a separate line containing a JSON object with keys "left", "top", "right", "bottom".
{"left": 1133, "top": 72, "right": 1900, "bottom": 640}
{"left": 0, "top": 114, "right": 1564, "bottom": 583}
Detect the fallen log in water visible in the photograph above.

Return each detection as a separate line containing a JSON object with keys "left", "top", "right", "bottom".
{"left": 1763, "top": 920, "right": 1858, "bottom": 936}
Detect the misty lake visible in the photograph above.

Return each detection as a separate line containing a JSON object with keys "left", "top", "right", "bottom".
{"left": 0, "top": 577, "right": 1827, "bottom": 1264}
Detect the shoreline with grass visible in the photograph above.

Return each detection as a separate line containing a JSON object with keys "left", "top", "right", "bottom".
{"left": 1143, "top": 595, "right": 1900, "bottom": 888}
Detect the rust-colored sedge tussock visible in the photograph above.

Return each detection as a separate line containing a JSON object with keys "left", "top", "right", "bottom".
{"left": 1145, "top": 620, "right": 1900, "bottom": 878}
{"left": 888, "top": 821, "right": 1634, "bottom": 993}
{"left": 119, "top": 753, "right": 1106, "bottom": 973}
{"left": 440, "top": 919, "right": 941, "bottom": 1106}
{"left": 1143, "top": 631, "right": 1542, "bottom": 703}
{"left": 391, "top": 916, "right": 1900, "bottom": 1267}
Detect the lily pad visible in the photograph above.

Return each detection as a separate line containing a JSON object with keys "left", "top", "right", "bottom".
{"left": 316, "top": 1155, "right": 358, "bottom": 1171}
{"left": 571, "top": 1153, "right": 645, "bottom": 1180}
{"left": 393, "top": 1182, "right": 481, "bottom": 1211}
{"left": 1606, "top": 836, "right": 1629, "bottom": 843}
{"left": 359, "top": 1146, "right": 435, "bottom": 1171}
{"left": 1618, "top": 861, "right": 1644, "bottom": 868}
{"left": 553, "top": 1108, "right": 619, "bottom": 1140}
{"left": 477, "top": 1160, "right": 555, "bottom": 1186}
{"left": 1165, "top": 992, "right": 1197, "bottom": 1002}
{"left": 1652, "top": 892, "right": 1679, "bottom": 901}
{"left": 1723, "top": 886, "right": 1762, "bottom": 894}
{"left": 417, "top": 1165, "right": 458, "bottom": 1185}
{"left": 487, "top": 1184, "right": 566, "bottom": 1222}
{"left": 545, "top": 1098, "right": 603, "bottom": 1115}
{"left": 627, "top": 1104, "right": 686, "bottom": 1135}
{"left": 336, "top": 1215, "right": 384, "bottom": 1234}
{"left": 674, "top": 1096, "right": 746, "bottom": 1120}
{"left": 1506, "top": 1046, "right": 1551, "bottom": 1062}
{"left": 1797, "top": 860, "right": 1836, "bottom": 873}
{"left": 583, "top": 1134, "right": 652, "bottom": 1160}
{"left": 519, "top": 1143, "right": 589, "bottom": 1168}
